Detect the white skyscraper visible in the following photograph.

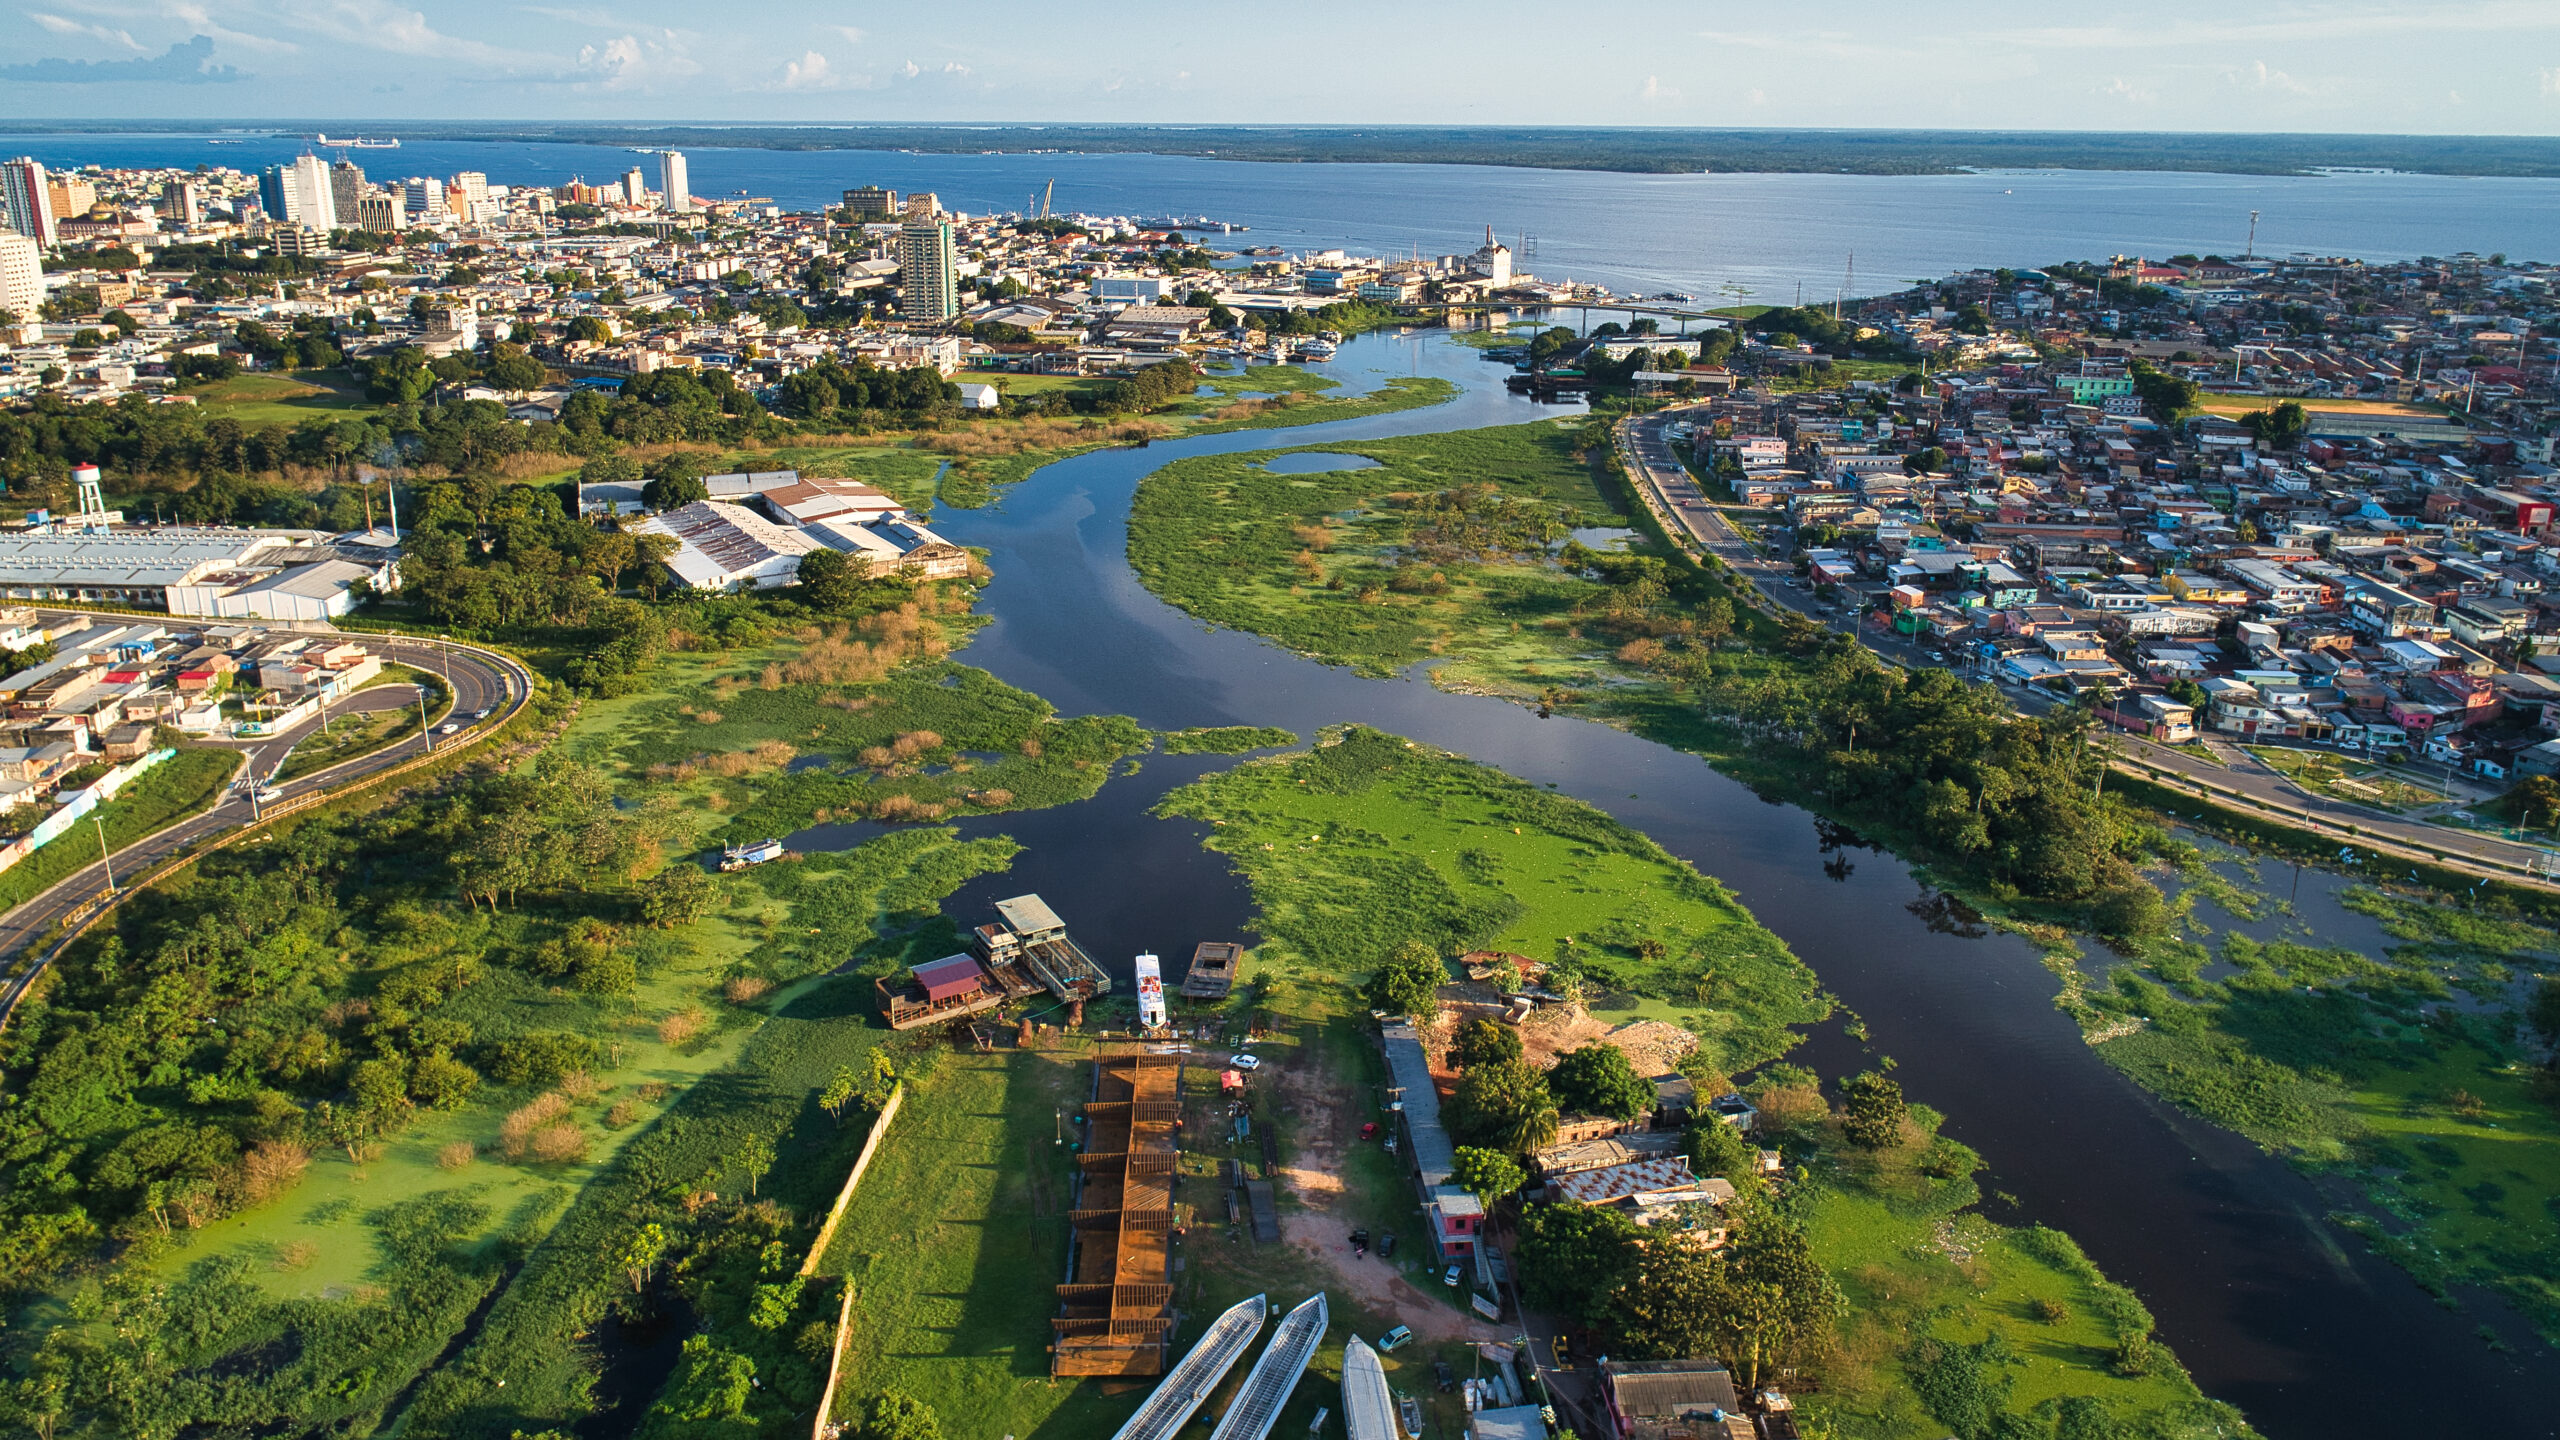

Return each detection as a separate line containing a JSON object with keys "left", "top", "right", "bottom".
{"left": 621, "top": 167, "right": 648, "bottom": 207}
{"left": 403, "top": 177, "right": 447, "bottom": 219}
{"left": 0, "top": 157, "right": 56, "bottom": 247}
{"left": 0, "top": 233, "right": 42, "bottom": 325}
{"left": 290, "top": 153, "right": 337, "bottom": 231}
{"left": 658, "top": 151, "right": 690, "bottom": 212}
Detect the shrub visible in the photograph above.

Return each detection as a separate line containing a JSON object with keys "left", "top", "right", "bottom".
{"left": 437, "top": 1142, "right": 477, "bottom": 1170}
{"left": 659, "top": 1006, "right": 711, "bottom": 1047}
{"left": 487, "top": 1031, "right": 604, "bottom": 1088}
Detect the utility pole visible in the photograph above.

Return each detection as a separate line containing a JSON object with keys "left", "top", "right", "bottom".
{"left": 2245, "top": 210, "right": 2259, "bottom": 261}
{"left": 245, "top": 749, "right": 265, "bottom": 820}
{"left": 93, "top": 812, "right": 113, "bottom": 895}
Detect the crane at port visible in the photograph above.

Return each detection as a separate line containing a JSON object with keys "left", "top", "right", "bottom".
{"left": 1042, "top": 179, "right": 1055, "bottom": 219}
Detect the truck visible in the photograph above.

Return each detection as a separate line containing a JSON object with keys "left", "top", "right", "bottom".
{"left": 718, "top": 838, "right": 785, "bottom": 872}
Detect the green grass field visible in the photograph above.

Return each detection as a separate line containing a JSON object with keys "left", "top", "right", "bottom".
{"left": 1159, "top": 726, "right": 1825, "bottom": 1073}
{"left": 0, "top": 745, "right": 237, "bottom": 915}
{"left": 184, "top": 372, "right": 376, "bottom": 428}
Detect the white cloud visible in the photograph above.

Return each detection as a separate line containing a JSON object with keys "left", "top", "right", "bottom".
{"left": 900, "top": 58, "right": 920, "bottom": 78}
{"left": 774, "top": 48, "right": 862, "bottom": 91}
{"left": 1640, "top": 74, "right": 1678, "bottom": 103}
{"left": 2541, "top": 66, "right": 2560, "bottom": 96}
{"left": 574, "top": 31, "right": 700, "bottom": 88}
{"left": 941, "top": 59, "right": 970, "bottom": 76}
{"left": 2248, "top": 60, "right": 2316, "bottom": 94}
{"left": 278, "top": 0, "right": 538, "bottom": 66}
{"left": 1746, "top": 87, "right": 1767, "bottom": 106}
{"left": 2100, "top": 76, "right": 2155, "bottom": 104}
{"left": 830, "top": 25, "right": 865, "bottom": 45}
{"left": 29, "top": 12, "right": 144, "bottom": 48}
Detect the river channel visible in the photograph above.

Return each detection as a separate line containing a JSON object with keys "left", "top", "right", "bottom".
{"left": 793, "top": 333, "right": 2560, "bottom": 1437}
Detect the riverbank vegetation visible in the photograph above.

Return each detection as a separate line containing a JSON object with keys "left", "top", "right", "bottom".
{"left": 2090, "top": 877, "right": 2560, "bottom": 1346}
{"left": 1159, "top": 725, "right": 1825, "bottom": 1072}
{"left": 1128, "top": 424, "right": 2184, "bottom": 933}
{"left": 1163, "top": 729, "right": 2239, "bottom": 1437}
{"left": 1160, "top": 725, "right": 1299, "bottom": 754}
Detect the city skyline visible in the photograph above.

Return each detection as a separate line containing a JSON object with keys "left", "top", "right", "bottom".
{"left": 0, "top": 0, "right": 2556, "bottom": 134}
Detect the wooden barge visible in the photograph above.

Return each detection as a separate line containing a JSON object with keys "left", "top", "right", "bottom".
{"left": 1180, "top": 941, "right": 1242, "bottom": 1000}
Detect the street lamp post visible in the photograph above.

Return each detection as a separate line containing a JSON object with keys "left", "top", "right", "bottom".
{"left": 245, "top": 748, "right": 264, "bottom": 820}
{"left": 92, "top": 812, "right": 113, "bottom": 895}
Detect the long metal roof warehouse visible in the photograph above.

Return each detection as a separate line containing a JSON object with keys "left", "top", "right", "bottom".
{"left": 0, "top": 530, "right": 297, "bottom": 606}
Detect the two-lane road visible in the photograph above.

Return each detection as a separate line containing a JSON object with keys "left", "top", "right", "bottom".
{"left": 0, "top": 623, "right": 533, "bottom": 1002}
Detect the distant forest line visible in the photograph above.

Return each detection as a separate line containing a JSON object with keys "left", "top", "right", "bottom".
{"left": 18, "top": 123, "right": 2560, "bottom": 177}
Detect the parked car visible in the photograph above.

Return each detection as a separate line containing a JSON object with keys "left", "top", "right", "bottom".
{"left": 1441, "top": 1264, "right": 1462, "bottom": 1288}
{"left": 1378, "top": 1325, "right": 1414, "bottom": 1353}
{"left": 1378, "top": 1232, "right": 1397, "bottom": 1258}
{"left": 1228, "top": 1053, "right": 1261, "bottom": 1071}
{"left": 1359, "top": 1122, "right": 1380, "bottom": 1141}
{"left": 1350, "top": 1228, "right": 1369, "bottom": 1257}
{"left": 1433, "top": 1360, "right": 1456, "bottom": 1391}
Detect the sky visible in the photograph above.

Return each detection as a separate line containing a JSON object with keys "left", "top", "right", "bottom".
{"left": 0, "top": 0, "right": 2556, "bottom": 134}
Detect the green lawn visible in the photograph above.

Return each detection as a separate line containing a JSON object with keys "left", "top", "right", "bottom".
{"left": 816, "top": 1046, "right": 1123, "bottom": 1436}
{"left": 0, "top": 745, "right": 238, "bottom": 915}
{"left": 183, "top": 371, "right": 376, "bottom": 428}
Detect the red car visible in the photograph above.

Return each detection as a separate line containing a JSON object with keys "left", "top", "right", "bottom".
{"left": 1359, "top": 1122, "right": 1381, "bottom": 1141}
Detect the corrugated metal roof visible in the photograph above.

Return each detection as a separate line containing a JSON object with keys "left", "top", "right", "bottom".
{"left": 995, "top": 893, "right": 1064, "bottom": 935}
{"left": 1380, "top": 1019, "right": 1455, "bottom": 1187}
{"left": 0, "top": 531, "right": 292, "bottom": 588}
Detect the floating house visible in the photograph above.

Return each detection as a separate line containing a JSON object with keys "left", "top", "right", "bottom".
{"left": 973, "top": 893, "right": 1112, "bottom": 1001}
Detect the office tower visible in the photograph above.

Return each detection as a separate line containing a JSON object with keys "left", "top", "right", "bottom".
{"left": 0, "top": 234, "right": 41, "bottom": 324}
{"left": 161, "top": 178, "right": 201, "bottom": 226}
{"left": 403, "top": 176, "right": 446, "bottom": 219}
{"left": 621, "top": 167, "right": 647, "bottom": 207}
{"left": 45, "top": 176, "right": 95, "bottom": 219}
{"left": 902, "top": 192, "right": 940, "bottom": 219}
{"left": 0, "top": 158, "right": 56, "bottom": 246}
{"left": 262, "top": 155, "right": 338, "bottom": 230}
{"left": 659, "top": 151, "right": 690, "bottom": 212}
{"left": 292, "top": 153, "right": 336, "bottom": 230}
{"left": 451, "top": 171, "right": 489, "bottom": 205}
{"left": 842, "top": 185, "right": 895, "bottom": 220}
{"left": 897, "top": 216, "right": 959, "bottom": 322}
{"left": 330, "top": 159, "right": 366, "bottom": 227}
{"left": 355, "top": 193, "right": 401, "bottom": 232}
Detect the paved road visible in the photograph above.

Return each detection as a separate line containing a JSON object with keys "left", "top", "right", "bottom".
{"left": 0, "top": 621, "right": 533, "bottom": 995}
{"left": 1611, "top": 411, "right": 2560, "bottom": 885}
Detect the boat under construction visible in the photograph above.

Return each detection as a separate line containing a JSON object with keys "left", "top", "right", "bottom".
{"left": 1207, "top": 1293, "right": 1329, "bottom": 1440}
{"left": 1054, "top": 1052, "right": 1183, "bottom": 1376}
{"left": 1181, "top": 941, "right": 1243, "bottom": 999}
{"left": 1107, "top": 1292, "right": 1267, "bottom": 1440}
{"left": 877, "top": 892, "right": 1109, "bottom": 1030}
{"left": 1340, "top": 1333, "right": 1398, "bottom": 1440}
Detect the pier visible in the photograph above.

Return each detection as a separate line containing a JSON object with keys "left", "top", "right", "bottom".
{"left": 1053, "top": 1052, "right": 1184, "bottom": 1377}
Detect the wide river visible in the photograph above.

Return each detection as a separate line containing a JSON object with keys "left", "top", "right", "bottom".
{"left": 783, "top": 335, "right": 2557, "bottom": 1438}
{"left": 11, "top": 130, "right": 2560, "bottom": 299}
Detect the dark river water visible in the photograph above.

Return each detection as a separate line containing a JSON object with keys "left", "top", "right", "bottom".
{"left": 790, "top": 335, "right": 2558, "bottom": 1437}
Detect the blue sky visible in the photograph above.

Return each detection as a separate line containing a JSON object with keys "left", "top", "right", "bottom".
{"left": 0, "top": 0, "right": 2555, "bottom": 132}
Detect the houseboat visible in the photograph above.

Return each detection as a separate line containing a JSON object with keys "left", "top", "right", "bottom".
{"left": 718, "top": 838, "right": 785, "bottom": 871}
{"left": 876, "top": 953, "right": 1009, "bottom": 1030}
{"left": 972, "top": 893, "right": 1112, "bottom": 1002}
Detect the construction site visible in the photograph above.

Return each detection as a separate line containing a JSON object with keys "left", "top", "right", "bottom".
{"left": 1053, "top": 1051, "right": 1184, "bottom": 1378}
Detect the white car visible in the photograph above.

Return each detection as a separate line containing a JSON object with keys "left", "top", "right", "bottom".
{"left": 1229, "top": 1054, "right": 1262, "bottom": 1071}
{"left": 436, "top": 722, "right": 460, "bottom": 736}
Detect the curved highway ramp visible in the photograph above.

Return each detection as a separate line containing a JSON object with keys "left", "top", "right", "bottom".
{"left": 1109, "top": 1292, "right": 1269, "bottom": 1440}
